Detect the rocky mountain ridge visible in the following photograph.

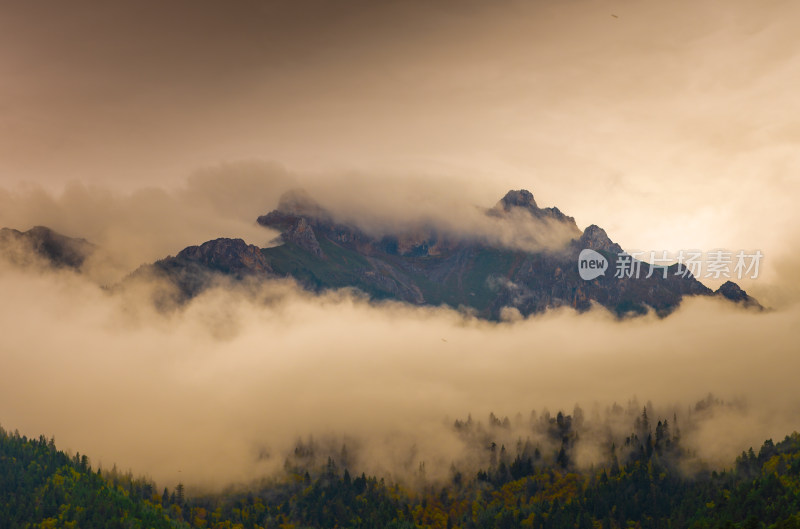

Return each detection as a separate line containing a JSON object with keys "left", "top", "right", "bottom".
{"left": 152, "top": 189, "right": 762, "bottom": 317}
{"left": 0, "top": 190, "right": 762, "bottom": 318}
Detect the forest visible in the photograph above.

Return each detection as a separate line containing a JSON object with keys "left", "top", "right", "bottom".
{"left": 3, "top": 397, "right": 800, "bottom": 529}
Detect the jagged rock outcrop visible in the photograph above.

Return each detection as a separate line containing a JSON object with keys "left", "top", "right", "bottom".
{"left": 579, "top": 225, "right": 623, "bottom": 254}
{"left": 176, "top": 238, "right": 273, "bottom": 275}
{"left": 131, "top": 238, "right": 276, "bottom": 301}
{"left": 492, "top": 189, "right": 580, "bottom": 227}
{"left": 282, "top": 217, "right": 324, "bottom": 258}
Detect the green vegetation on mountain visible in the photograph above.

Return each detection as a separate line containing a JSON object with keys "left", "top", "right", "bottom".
{"left": 0, "top": 425, "right": 183, "bottom": 528}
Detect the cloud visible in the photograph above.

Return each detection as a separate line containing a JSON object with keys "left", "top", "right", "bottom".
{"left": 0, "top": 164, "right": 797, "bottom": 490}
{"left": 1, "top": 250, "right": 798, "bottom": 490}
{"left": 270, "top": 172, "right": 583, "bottom": 253}
{"left": 0, "top": 162, "right": 295, "bottom": 282}
{"left": 0, "top": 164, "right": 584, "bottom": 287}
{"left": 2, "top": 161, "right": 793, "bottom": 311}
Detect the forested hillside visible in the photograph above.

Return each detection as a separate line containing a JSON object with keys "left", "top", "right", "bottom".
{"left": 0, "top": 425, "right": 181, "bottom": 528}
{"left": 4, "top": 411, "right": 800, "bottom": 529}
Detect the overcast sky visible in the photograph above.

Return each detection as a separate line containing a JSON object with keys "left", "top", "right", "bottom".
{"left": 2, "top": 0, "right": 799, "bottom": 292}
{"left": 3, "top": 1, "right": 800, "bottom": 487}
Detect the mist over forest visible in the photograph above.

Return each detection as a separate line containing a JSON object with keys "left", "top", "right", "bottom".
{"left": 1, "top": 216, "right": 797, "bottom": 490}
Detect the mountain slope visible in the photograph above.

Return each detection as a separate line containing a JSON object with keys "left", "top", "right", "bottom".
{"left": 6, "top": 190, "right": 756, "bottom": 318}
{"left": 147, "top": 189, "right": 752, "bottom": 318}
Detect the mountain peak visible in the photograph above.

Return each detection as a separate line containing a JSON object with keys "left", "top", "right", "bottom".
{"left": 579, "top": 224, "right": 622, "bottom": 254}
{"left": 175, "top": 238, "right": 272, "bottom": 275}
{"left": 582, "top": 224, "right": 609, "bottom": 241}
{"left": 499, "top": 189, "right": 537, "bottom": 210}
{"left": 715, "top": 280, "right": 763, "bottom": 310}
{"left": 492, "top": 189, "right": 579, "bottom": 231}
